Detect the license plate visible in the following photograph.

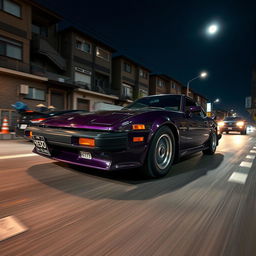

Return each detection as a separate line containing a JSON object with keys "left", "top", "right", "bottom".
{"left": 32, "top": 135, "right": 51, "bottom": 156}
{"left": 80, "top": 151, "right": 92, "bottom": 160}
{"left": 228, "top": 127, "right": 233, "bottom": 130}
{"left": 20, "top": 124, "right": 27, "bottom": 129}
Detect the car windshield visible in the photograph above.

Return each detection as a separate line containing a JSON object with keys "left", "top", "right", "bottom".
{"left": 125, "top": 95, "right": 181, "bottom": 111}
{"left": 224, "top": 117, "right": 243, "bottom": 121}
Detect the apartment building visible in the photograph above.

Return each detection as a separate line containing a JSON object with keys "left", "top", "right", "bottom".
{"left": 149, "top": 74, "right": 182, "bottom": 95}
{"left": 112, "top": 56, "right": 150, "bottom": 103}
{"left": 0, "top": 0, "right": 76, "bottom": 118}
{"left": 181, "top": 87, "right": 207, "bottom": 110}
{"left": 60, "top": 27, "right": 118, "bottom": 111}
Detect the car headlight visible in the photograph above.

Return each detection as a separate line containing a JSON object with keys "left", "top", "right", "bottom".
{"left": 218, "top": 121, "right": 224, "bottom": 127}
{"left": 236, "top": 121, "right": 244, "bottom": 127}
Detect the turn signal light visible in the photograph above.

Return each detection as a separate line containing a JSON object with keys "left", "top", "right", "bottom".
{"left": 79, "top": 138, "right": 95, "bottom": 147}
{"left": 133, "top": 137, "right": 144, "bottom": 142}
{"left": 132, "top": 124, "right": 145, "bottom": 130}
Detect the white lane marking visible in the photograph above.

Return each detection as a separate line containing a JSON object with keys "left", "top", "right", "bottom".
{"left": 0, "top": 216, "right": 28, "bottom": 241}
{"left": 228, "top": 172, "right": 248, "bottom": 184}
{"left": 253, "top": 146, "right": 256, "bottom": 149}
{"left": 250, "top": 150, "right": 256, "bottom": 153}
{"left": 246, "top": 155, "right": 256, "bottom": 160}
{"left": 240, "top": 161, "right": 253, "bottom": 168}
{"left": 0, "top": 153, "right": 38, "bottom": 160}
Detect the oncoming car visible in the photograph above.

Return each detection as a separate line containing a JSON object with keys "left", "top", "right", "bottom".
{"left": 218, "top": 116, "right": 247, "bottom": 135}
{"left": 25, "top": 95, "right": 221, "bottom": 178}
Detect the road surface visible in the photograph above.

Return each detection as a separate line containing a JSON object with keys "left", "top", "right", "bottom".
{"left": 0, "top": 133, "right": 256, "bottom": 256}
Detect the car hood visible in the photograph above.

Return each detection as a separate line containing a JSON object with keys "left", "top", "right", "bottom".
{"left": 42, "top": 109, "right": 151, "bottom": 130}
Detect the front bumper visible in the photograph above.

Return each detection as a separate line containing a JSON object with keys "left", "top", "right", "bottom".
{"left": 220, "top": 126, "right": 245, "bottom": 133}
{"left": 27, "top": 127, "right": 148, "bottom": 170}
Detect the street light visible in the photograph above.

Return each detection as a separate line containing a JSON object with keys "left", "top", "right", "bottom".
{"left": 207, "top": 24, "right": 219, "bottom": 35}
{"left": 214, "top": 98, "right": 220, "bottom": 103}
{"left": 186, "top": 72, "right": 208, "bottom": 96}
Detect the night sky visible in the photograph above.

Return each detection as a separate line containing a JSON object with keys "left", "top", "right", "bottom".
{"left": 36, "top": 0, "right": 256, "bottom": 117}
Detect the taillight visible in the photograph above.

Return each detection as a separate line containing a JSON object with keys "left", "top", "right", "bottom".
{"left": 30, "top": 118, "right": 46, "bottom": 124}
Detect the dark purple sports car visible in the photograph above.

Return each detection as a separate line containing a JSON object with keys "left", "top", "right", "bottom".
{"left": 26, "top": 95, "right": 221, "bottom": 178}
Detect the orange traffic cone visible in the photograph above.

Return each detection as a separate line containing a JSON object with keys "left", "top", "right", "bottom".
{"left": 1, "top": 116, "right": 10, "bottom": 134}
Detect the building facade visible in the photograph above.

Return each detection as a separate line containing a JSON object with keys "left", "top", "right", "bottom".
{"left": 112, "top": 56, "right": 150, "bottom": 103}
{"left": 60, "top": 27, "right": 118, "bottom": 111}
{"left": 149, "top": 74, "right": 182, "bottom": 95}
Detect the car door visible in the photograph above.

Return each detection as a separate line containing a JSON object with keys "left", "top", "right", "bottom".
{"left": 183, "top": 97, "right": 208, "bottom": 148}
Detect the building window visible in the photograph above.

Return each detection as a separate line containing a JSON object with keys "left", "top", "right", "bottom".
{"left": 25, "top": 87, "right": 45, "bottom": 101}
{"left": 171, "top": 82, "right": 176, "bottom": 89}
{"left": 122, "top": 83, "right": 133, "bottom": 99}
{"left": 0, "top": 36, "right": 22, "bottom": 60}
{"left": 96, "top": 47, "right": 110, "bottom": 61}
{"left": 158, "top": 79, "right": 165, "bottom": 87}
{"left": 1, "top": 0, "right": 21, "bottom": 17}
{"left": 139, "top": 69, "right": 148, "bottom": 79}
{"left": 124, "top": 62, "right": 132, "bottom": 73}
{"left": 139, "top": 89, "right": 148, "bottom": 98}
{"left": 75, "top": 38, "right": 91, "bottom": 53}
{"left": 74, "top": 71, "right": 91, "bottom": 89}
{"left": 32, "top": 24, "right": 48, "bottom": 37}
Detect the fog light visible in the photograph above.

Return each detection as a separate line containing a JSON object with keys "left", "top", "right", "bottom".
{"left": 79, "top": 138, "right": 95, "bottom": 147}
{"left": 133, "top": 137, "right": 144, "bottom": 142}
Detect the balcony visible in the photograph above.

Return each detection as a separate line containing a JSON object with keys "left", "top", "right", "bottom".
{"left": 31, "top": 36, "right": 66, "bottom": 71}
{"left": 0, "top": 57, "right": 30, "bottom": 73}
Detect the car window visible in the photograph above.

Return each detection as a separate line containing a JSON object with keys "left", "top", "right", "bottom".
{"left": 125, "top": 95, "right": 181, "bottom": 111}
{"left": 185, "top": 98, "right": 205, "bottom": 117}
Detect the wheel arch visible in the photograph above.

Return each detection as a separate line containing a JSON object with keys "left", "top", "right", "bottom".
{"left": 147, "top": 119, "right": 180, "bottom": 162}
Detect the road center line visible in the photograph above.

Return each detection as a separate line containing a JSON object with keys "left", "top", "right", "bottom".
{"left": 246, "top": 155, "right": 256, "bottom": 160}
{"left": 240, "top": 161, "right": 253, "bottom": 168}
{"left": 228, "top": 172, "right": 248, "bottom": 184}
{"left": 0, "top": 153, "right": 38, "bottom": 160}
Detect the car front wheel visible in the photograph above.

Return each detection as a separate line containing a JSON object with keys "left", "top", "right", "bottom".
{"left": 141, "top": 126, "right": 175, "bottom": 178}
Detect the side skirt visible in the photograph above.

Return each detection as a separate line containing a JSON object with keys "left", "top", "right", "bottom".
{"left": 179, "top": 145, "right": 207, "bottom": 158}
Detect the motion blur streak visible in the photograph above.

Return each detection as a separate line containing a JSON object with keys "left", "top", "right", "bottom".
{"left": 0, "top": 132, "right": 256, "bottom": 256}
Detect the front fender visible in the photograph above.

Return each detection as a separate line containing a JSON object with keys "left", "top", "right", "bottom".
{"left": 147, "top": 116, "right": 180, "bottom": 144}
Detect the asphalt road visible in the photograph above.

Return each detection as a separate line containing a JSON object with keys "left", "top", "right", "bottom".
{"left": 0, "top": 132, "right": 256, "bottom": 256}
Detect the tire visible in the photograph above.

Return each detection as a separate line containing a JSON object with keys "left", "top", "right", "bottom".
{"left": 141, "top": 126, "right": 175, "bottom": 178}
{"left": 203, "top": 131, "right": 217, "bottom": 155}
{"left": 241, "top": 129, "right": 247, "bottom": 135}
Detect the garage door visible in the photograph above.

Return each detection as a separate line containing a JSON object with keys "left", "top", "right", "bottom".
{"left": 51, "top": 92, "right": 65, "bottom": 110}
{"left": 77, "top": 99, "right": 90, "bottom": 111}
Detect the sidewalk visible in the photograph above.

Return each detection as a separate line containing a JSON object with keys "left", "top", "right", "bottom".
{"left": 0, "top": 132, "right": 19, "bottom": 140}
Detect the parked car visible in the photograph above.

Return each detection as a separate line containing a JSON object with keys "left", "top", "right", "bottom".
{"left": 218, "top": 116, "right": 247, "bottom": 135}
{"left": 25, "top": 95, "right": 221, "bottom": 178}
{"left": 16, "top": 110, "right": 86, "bottom": 138}
{"left": 16, "top": 111, "right": 49, "bottom": 137}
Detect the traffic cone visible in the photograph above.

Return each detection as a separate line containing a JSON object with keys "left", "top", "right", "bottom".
{"left": 1, "top": 116, "right": 10, "bottom": 134}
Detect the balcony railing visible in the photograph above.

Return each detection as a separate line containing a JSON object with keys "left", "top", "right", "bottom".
{"left": 0, "top": 57, "right": 30, "bottom": 73}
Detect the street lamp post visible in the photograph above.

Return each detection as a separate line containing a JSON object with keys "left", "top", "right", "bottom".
{"left": 186, "top": 72, "right": 207, "bottom": 96}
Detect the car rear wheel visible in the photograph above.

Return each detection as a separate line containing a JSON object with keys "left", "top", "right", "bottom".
{"left": 203, "top": 131, "right": 217, "bottom": 155}
{"left": 141, "top": 126, "right": 175, "bottom": 178}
